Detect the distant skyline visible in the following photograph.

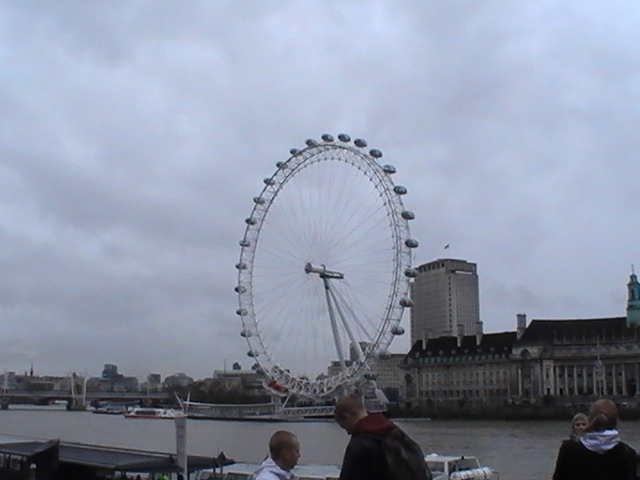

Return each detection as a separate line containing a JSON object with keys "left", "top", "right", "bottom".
{"left": 1, "top": 2, "right": 639, "bottom": 379}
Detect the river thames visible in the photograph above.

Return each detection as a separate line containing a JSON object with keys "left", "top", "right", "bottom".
{"left": 1, "top": 406, "right": 640, "bottom": 479}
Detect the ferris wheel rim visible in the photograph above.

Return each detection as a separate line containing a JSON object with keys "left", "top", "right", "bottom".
{"left": 235, "top": 135, "right": 416, "bottom": 399}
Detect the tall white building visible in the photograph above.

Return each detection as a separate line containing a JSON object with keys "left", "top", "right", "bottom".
{"left": 410, "top": 258, "right": 480, "bottom": 345}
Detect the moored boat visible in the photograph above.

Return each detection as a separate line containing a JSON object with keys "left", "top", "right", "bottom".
{"left": 92, "top": 403, "right": 130, "bottom": 415}
{"left": 0, "top": 435, "right": 234, "bottom": 479}
{"left": 124, "top": 407, "right": 182, "bottom": 419}
{"left": 424, "top": 453, "right": 499, "bottom": 480}
{"left": 193, "top": 453, "right": 498, "bottom": 480}
{"left": 194, "top": 462, "right": 340, "bottom": 480}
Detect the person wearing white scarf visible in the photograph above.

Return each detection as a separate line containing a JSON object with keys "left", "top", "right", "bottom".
{"left": 552, "top": 399, "right": 637, "bottom": 480}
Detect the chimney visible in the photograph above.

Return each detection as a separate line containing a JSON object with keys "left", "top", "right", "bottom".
{"left": 422, "top": 328, "right": 432, "bottom": 349}
{"left": 517, "top": 313, "right": 527, "bottom": 340}
{"left": 475, "top": 321, "right": 484, "bottom": 346}
{"left": 457, "top": 324, "right": 464, "bottom": 348}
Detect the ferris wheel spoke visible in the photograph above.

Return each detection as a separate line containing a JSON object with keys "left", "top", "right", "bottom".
{"left": 332, "top": 286, "right": 375, "bottom": 339}
{"left": 332, "top": 283, "right": 380, "bottom": 338}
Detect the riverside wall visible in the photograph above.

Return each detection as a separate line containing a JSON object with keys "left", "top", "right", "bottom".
{"left": 388, "top": 403, "right": 640, "bottom": 420}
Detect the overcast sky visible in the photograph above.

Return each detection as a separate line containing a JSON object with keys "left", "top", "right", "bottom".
{"left": 1, "top": 1, "right": 639, "bottom": 380}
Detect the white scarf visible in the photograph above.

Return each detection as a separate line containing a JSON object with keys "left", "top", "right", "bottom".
{"left": 579, "top": 429, "right": 620, "bottom": 453}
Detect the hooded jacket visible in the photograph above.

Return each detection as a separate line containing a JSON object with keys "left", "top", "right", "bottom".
{"left": 339, "top": 413, "right": 398, "bottom": 480}
{"left": 251, "top": 457, "right": 296, "bottom": 480}
{"left": 552, "top": 429, "right": 637, "bottom": 480}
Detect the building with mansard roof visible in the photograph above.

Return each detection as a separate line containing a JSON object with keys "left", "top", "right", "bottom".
{"left": 401, "top": 268, "right": 640, "bottom": 411}
{"left": 403, "top": 328, "right": 517, "bottom": 408}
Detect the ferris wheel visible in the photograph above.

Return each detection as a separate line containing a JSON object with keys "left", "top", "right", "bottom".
{"left": 235, "top": 134, "right": 418, "bottom": 400}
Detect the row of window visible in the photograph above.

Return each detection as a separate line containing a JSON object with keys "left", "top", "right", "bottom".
{"left": 422, "top": 388, "right": 509, "bottom": 399}
{"left": 411, "top": 353, "right": 508, "bottom": 364}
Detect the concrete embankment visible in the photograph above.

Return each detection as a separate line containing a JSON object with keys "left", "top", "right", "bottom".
{"left": 388, "top": 404, "right": 640, "bottom": 420}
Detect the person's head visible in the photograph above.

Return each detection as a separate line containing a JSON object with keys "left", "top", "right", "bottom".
{"left": 571, "top": 413, "right": 588, "bottom": 436}
{"left": 586, "top": 399, "right": 618, "bottom": 432}
{"left": 268, "top": 430, "right": 300, "bottom": 471}
{"left": 333, "top": 394, "right": 367, "bottom": 434}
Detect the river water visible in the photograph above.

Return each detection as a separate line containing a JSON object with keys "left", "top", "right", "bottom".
{"left": 1, "top": 406, "right": 640, "bottom": 480}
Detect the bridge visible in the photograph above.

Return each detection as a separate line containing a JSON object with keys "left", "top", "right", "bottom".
{"left": 0, "top": 390, "right": 172, "bottom": 409}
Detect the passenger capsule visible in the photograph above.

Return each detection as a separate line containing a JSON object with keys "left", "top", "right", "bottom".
{"left": 236, "top": 263, "right": 248, "bottom": 270}
{"left": 405, "top": 239, "right": 419, "bottom": 248}
{"left": 236, "top": 308, "right": 248, "bottom": 316}
{"left": 354, "top": 138, "right": 367, "bottom": 148}
{"left": 276, "top": 161, "right": 287, "bottom": 169}
{"left": 382, "top": 164, "right": 396, "bottom": 174}
{"left": 393, "top": 185, "right": 407, "bottom": 195}
{"left": 369, "top": 149, "right": 382, "bottom": 158}
{"left": 245, "top": 217, "right": 257, "bottom": 225}
{"left": 239, "top": 239, "right": 251, "bottom": 247}
{"left": 253, "top": 197, "right": 265, "bottom": 205}
{"left": 263, "top": 178, "right": 276, "bottom": 186}
{"left": 399, "top": 298, "right": 413, "bottom": 308}
{"left": 321, "top": 134, "right": 334, "bottom": 142}
{"left": 391, "top": 325, "right": 405, "bottom": 335}
{"left": 234, "top": 285, "right": 247, "bottom": 293}
{"left": 404, "top": 268, "right": 418, "bottom": 278}
{"left": 290, "top": 148, "right": 300, "bottom": 155}
{"left": 401, "top": 210, "right": 415, "bottom": 220}
{"left": 305, "top": 139, "right": 318, "bottom": 147}
{"left": 240, "top": 329, "right": 252, "bottom": 338}
{"left": 337, "top": 133, "right": 351, "bottom": 142}
{"left": 247, "top": 350, "right": 259, "bottom": 358}
{"left": 363, "top": 372, "right": 377, "bottom": 381}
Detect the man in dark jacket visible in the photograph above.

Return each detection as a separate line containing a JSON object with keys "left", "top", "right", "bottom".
{"left": 334, "top": 394, "right": 430, "bottom": 480}
{"left": 552, "top": 398, "right": 637, "bottom": 480}
{"left": 334, "top": 394, "right": 395, "bottom": 480}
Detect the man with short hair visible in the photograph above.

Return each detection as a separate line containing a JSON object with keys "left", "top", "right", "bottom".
{"left": 252, "top": 430, "right": 301, "bottom": 480}
{"left": 334, "top": 394, "right": 431, "bottom": 480}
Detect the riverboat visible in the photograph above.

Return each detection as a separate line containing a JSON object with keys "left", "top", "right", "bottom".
{"left": 180, "top": 400, "right": 281, "bottom": 421}
{"left": 124, "top": 407, "right": 183, "bottom": 419}
{"left": 193, "top": 454, "right": 498, "bottom": 480}
{"left": 424, "top": 453, "right": 499, "bottom": 480}
{"left": 0, "top": 435, "right": 234, "bottom": 480}
{"left": 194, "top": 462, "right": 340, "bottom": 480}
{"left": 179, "top": 399, "right": 334, "bottom": 421}
{"left": 92, "top": 403, "right": 130, "bottom": 415}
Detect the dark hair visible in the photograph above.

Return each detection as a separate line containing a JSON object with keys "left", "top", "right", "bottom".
{"left": 586, "top": 399, "right": 618, "bottom": 432}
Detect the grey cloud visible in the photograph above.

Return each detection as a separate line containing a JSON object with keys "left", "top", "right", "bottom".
{"left": 1, "top": 1, "right": 639, "bottom": 379}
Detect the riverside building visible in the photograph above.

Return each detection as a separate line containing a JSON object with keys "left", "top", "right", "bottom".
{"left": 410, "top": 258, "right": 480, "bottom": 345}
{"left": 402, "top": 268, "right": 640, "bottom": 410}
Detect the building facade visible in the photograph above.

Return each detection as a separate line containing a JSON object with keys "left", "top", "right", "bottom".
{"left": 410, "top": 258, "right": 480, "bottom": 344}
{"left": 369, "top": 353, "right": 406, "bottom": 391}
{"left": 512, "top": 316, "right": 640, "bottom": 401}
{"left": 402, "top": 314, "right": 640, "bottom": 411}
{"left": 402, "top": 331, "right": 517, "bottom": 408}
{"left": 211, "top": 369, "right": 265, "bottom": 396}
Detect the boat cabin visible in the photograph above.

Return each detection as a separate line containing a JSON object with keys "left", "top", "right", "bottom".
{"left": 0, "top": 436, "right": 233, "bottom": 480}
{"left": 424, "top": 454, "right": 498, "bottom": 480}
